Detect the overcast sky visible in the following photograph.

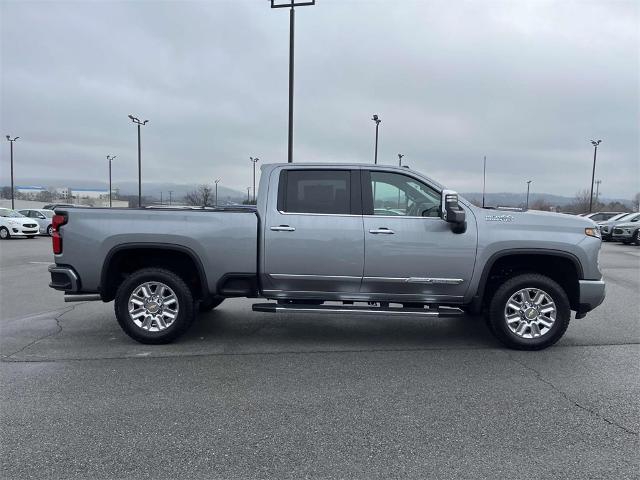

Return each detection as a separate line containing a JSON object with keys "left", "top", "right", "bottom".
{"left": 1, "top": 0, "right": 638, "bottom": 198}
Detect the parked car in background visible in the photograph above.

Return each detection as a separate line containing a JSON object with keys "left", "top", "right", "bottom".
{"left": 611, "top": 220, "right": 640, "bottom": 245}
{"left": 42, "top": 203, "right": 90, "bottom": 210}
{"left": 581, "top": 211, "right": 625, "bottom": 222}
{"left": 0, "top": 208, "right": 39, "bottom": 239}
{"left": 598, "top": 212, "right": 637, "bottom": 241}
{"left": 18, "top": 209, "right": 55, "bottom": 236}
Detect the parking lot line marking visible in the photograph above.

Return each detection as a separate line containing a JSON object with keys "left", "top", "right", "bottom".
{"left": 28, "top": 261, "right": 53, "bottom": 265}
{"left": 623, "top": 251, "right": 640, "bottom": 257}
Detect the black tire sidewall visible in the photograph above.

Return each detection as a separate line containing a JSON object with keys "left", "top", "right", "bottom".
{"left": 489, "top": 274, "right": 570, "bottom": 350}
{"left": 114, "top": 268, "right": 195, "bottom": 344}
{"left": 0, "top": 227, "right": 9, "bottom": 239}
{"left": 47, "top": 225, "right": 53, "bottom": 236}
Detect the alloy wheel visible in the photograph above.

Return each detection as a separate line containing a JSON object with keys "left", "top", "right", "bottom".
{"left": 128, "top": 281, "right": 179, "bottom": 332}
{"left": 504, "top": 287, "right": 556, "bottom": 339}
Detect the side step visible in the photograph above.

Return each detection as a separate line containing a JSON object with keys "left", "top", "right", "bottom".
{"left": 252, "top": 303, "right": 463, "bottom": 318}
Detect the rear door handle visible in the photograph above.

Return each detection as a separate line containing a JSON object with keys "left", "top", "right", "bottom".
{"left": 270, "top": 225, "right": 296, "bottom": 232}
{"left": 369, "top": 228, "right": 395, "bottom": 234}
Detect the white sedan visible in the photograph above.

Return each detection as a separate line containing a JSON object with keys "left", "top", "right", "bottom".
{"left": 0, "top": 208, "right": 40, "bottom": 239}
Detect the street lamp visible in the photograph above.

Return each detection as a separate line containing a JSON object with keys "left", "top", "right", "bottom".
{"left": 107, "top": 155, "right": 116, "bottom": 208}
{"left": 588, "top": 139, "right": 602, "bottom": 213}
{"left": 397, "top": 153, "right": 404, "bottom": 166}
{"left": 526, "top": 180, "right": 532, "bottom": 210}
{"left": 250, "top": 157, "right": 260, "bottom": 203}
{"left": 372, "top": 114, "right": 381, "bottom": 164}
{"left": 168, "top": 190, "right": 173, "bottom": 206}
{"left": 268, "top": 0, "right": 316, "bottom": 163}
{"left": 5, "top": 135, "right": 19, "bottom": 209}
{"left": 595, "top": 179, "right": 602, "bottom": 206}
{"left": 247, "top": 187, "right": 251, "bottom": 204}
{"left": 214, "top": 178, "right": 221, "bottom": 207}
{"left": 128, "top": 115, "right": 149, "bottom": 207}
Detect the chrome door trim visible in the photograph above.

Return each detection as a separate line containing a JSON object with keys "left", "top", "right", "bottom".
{"left": 269, "top": 273, "right": 362, "bottom": 281}
{"left": 278, "top": 210, "right": 362, "bottom": 218}
{"left": 363, "top": 276, "right": 464, "bottom": 285}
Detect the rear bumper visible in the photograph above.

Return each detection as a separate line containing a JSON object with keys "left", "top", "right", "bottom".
{"left": 48, "top": 265, "right": 80, "bottom": 292}
{"left": 576, "top": 279, "right": 605, "bottom": 316}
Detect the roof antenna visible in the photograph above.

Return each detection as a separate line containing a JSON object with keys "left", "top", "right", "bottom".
{"left": 482, "top": 155, "right": 487, "bottom": 208}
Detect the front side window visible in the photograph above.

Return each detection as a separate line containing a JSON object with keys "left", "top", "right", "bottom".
{"left": 281, "top": 170, "right": 351, "bottom": 214}
{"left": 369, "top": 171, "right": 441, "bottom": 217}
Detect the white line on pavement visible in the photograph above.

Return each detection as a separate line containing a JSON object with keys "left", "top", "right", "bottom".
{"left": 28, "top": 261, "right": 53, "bottom": 265}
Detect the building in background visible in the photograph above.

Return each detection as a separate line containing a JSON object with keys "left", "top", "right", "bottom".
{"left": 16, "top": 185, "right": 46, "bottom": 198}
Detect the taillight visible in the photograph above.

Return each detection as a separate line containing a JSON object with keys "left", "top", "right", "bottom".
{"left": 52, "top": 214, "right": 67, "bottom": 254}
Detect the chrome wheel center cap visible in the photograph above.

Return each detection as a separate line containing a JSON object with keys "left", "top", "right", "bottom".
{"left": 524, "top": 307, "right": 537, "bottom": 320}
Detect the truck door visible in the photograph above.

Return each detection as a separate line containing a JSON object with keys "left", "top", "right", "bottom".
{"left": 361, "top": 169, "right": 477, "bottom": 302}
{"left": 262, "top": 168, "right": 364, "bottom": 298}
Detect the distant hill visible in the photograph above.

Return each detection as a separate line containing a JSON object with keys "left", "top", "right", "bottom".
{"left": 461, "top": 192, "right": 633, "bottom": 208}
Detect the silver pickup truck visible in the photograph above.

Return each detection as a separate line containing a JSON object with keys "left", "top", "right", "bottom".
{"left": 48, "top": 163, "right": 605, "bottom": 350}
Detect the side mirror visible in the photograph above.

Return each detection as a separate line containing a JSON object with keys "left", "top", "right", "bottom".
{"left": 441, "top": 190, "right": 466, "bottom": 233}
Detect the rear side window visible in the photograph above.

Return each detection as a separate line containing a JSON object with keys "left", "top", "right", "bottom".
{"left": 280, "top": 170, "right": 351, "bottom": 214}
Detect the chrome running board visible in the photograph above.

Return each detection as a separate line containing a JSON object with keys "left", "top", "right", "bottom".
{"left": 252, "top": 303, "right": 463, "bottom": 317}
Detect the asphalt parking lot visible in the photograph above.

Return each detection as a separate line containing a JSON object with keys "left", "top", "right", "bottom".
{"left": 1, "top": 236, "right": 638, "bottom": 479}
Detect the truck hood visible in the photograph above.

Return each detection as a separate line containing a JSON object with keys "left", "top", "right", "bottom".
{"left": 477, "top": 208, "right": 595, "bottom": 229}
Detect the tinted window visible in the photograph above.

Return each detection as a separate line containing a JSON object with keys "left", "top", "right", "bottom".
{"left": 369, "top": 171, "right": 440, "bottom": 217}
{"left": 282, "top": 170, "right": 351, "bottom": 214}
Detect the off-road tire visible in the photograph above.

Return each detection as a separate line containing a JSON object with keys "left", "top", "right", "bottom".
{"left": 114, "top": 268, "right": 195, "bottom": 344}
{"left": 487, "top": 273, "right": 570, "bottom": 350}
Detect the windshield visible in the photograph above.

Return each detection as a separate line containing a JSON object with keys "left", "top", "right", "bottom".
{"left": 0, "top": 208, "right": 25, "bottom": 218}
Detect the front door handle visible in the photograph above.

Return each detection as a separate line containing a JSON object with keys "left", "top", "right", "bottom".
{"left": 270, "top": 225, "right": 296, "bottom": 232}
{"left": 369, "top": 228, "right": 395, "bottom": 234}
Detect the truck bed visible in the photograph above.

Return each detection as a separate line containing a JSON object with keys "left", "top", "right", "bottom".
{"left": 55, "top": 207, "right": 258, "bottom": 295}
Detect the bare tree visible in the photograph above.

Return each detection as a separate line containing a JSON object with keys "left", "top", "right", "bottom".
{"left": 530, "top": 199, "right": 553, "bottom": 211}
{"left": 565, "top": 189, "right": 591, "bottom": 214}
{"left": 634, "top": 192, "right": 640, "bottom": 212}
{"left": 184, "top": 185, "right": 214, "bottom": 207}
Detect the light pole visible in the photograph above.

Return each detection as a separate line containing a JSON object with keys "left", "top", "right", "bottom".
{"left": 372, "top": 114, "right": 381, "bottom": 164}
{"left": 526, "top": 180, "right": 532, "bottom": 210}
{"left": 5, "top": 136, "right": 18, "bottom": 209}
{"left": 107, "top": 155, "right": 116, "bottom": 208}
{"left": 269, "top": 0, "right": 316, "bottom": 163}
{"left": 482, "top": 155, "right": 487, "bottom": 208}
{"left": 247, "top": 187, "right": 251, "bottom": 204}
{"left": 250, "top": 157, "right": 259, "bottom": 203}
{"left": 160, "top": 192, "right": 163, "bottom": 205}
{"left": 214, "top": 178, "right": 220, "bottom": 207}
{"left": 398, "top": 153, "right": 404, "bottom": 166}
{"left": 128, "top": 115, "right": 149, "bottom": 207}
{"left": 595, "top": 179, "right": 602, "bottom": 207}
{"left": 588, "top": 139, "right": 602, "bottom": 213}
{"left": 168, "top": 190, "right": 173, "bottom": 206}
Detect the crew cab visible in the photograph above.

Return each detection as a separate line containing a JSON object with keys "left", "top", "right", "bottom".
{"left": 48, "top": 163, "right": 606, "bottom": 350}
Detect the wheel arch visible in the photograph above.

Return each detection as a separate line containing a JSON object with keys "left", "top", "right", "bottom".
{"left": 473, "top": 249, "right": 583, "bottom": 312}
{"left": 100, "top": 243, "right": 210, "bottom": 302}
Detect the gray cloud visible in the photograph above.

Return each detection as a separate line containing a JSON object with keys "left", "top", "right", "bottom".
{"left": 1, "top": 0, "right": 638, "bottom": 199}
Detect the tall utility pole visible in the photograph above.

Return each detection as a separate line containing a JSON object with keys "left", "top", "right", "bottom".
{"left": 482, "top": 155, "right": 487, "bottom": 208}
{"left": 107, "top": 155, "right": 116, "bottom": 208}
{"left": 269, "top": 0, "right": 316, "bottom": 163}
{"left": 595, "top": 179, "right": 602, "bottom": 206}
{"left": 128, "top": 115, "right": 149, "bottom": 207}
{"left": 526, "top": 180, "right": 532, "bottom": 210}
{"left": 372, "top": 114, "right": 381, "bottom": 164}
{"left": 214, "top": 178, "right": 221, "bottom": 207}
{"left": 398, "top": 153, "right": 404, "bottom": 166}
{"left": 5, "top": 136, "right": 19, "bottom": 209}
{"left": 247, "top": 187, "right": 251, "bottom": 204}
{"left": 589, "top": 139, "right": 602, "bottom": 213}
{"left": 250, "top": 157, "right": 260, "bottom": 203}
{"left": 168, "top": 190, "right": 173, "bottom": 206}
{"left": 160, "top": 191, "right": 163, "bottom": 205}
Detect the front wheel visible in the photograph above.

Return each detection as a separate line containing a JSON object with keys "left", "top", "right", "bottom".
{"left": 0, "top": 227, "right": 10, "bottom": 240}
{"left": 114, "top": 268, "right": 196, "bottom": 344}
{"left": 487, "top": 273, "right": 570, "bottom": 350}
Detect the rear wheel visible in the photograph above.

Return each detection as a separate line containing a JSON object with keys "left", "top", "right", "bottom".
{"left": 487, "top": 273, "right": 570, "bottom": 350}
{"left": 0, "top": 227, "right": 9, "bottom": 240}
{"left": 633, "top": 230, "right": 640, "bottom": 246}
{"left": 114, "top": 268, "right": 195, "bottom": 344}
{"left": 47, "top": 225, "right": 53, "bottom": 236}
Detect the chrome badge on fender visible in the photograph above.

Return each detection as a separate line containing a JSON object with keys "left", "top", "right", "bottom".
{"left": 485, "top": 214, "right": 515, "bottom": 222}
